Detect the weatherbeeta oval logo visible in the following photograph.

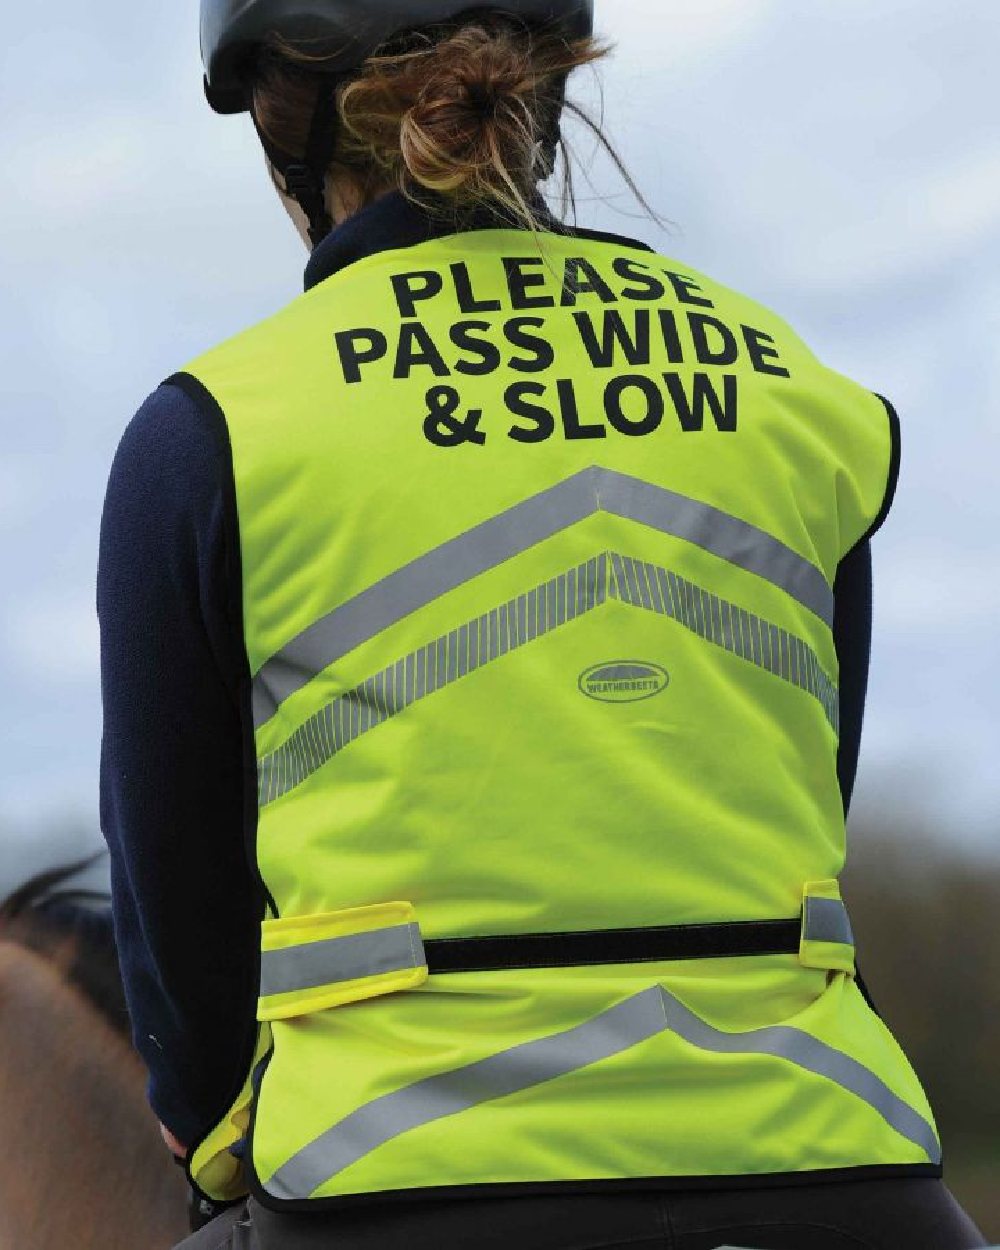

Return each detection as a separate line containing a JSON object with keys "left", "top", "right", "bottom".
{"left": 578, "top": 660, "right": 670, "bottom": 704}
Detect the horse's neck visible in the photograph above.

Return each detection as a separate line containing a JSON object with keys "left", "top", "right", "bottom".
{"left": 0, "top": 941, "right": 189, "bottom": 1250}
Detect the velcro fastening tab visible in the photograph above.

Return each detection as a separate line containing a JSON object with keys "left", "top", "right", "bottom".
{"left": 257, "top": 901, "right": 428, "bottom": 1021}
{"left": 799, "top": 880, "right": 855, "bottom": 975}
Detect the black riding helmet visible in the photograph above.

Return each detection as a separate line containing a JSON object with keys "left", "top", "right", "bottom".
{"left": 200, "top": 0, "right": 595, "bottom": 246}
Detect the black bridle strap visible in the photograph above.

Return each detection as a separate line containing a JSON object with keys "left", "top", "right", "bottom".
{"left": 423, "top": 917, "right": 803, "bottom": 974}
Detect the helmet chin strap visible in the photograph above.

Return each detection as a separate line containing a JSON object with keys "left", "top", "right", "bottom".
{"left": 539, "top": 72, "right": 568, "bottom": 181}
{"left": 250, "top": 79, "right": 342, "bottom": 248}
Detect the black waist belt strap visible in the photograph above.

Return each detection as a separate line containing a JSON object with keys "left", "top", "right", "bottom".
{"left": 423, "top": 918, "right": 802, "bottom": 974}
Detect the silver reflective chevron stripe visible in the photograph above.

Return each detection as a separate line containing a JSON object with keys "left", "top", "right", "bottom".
{"left": 262, "top": 984, "right": 940, "bottom": 1200}
{"left": 264, "top": 985, "right": 669, "bottom": 1200}
{"left": 256, "top": 551, "right": 838, "bottom": 807}
{"left": 593, "top": 470, "right": 832, "bottom": 625}
{"left": 252, "top": 466, "right": 833, "bottom": 727}
{"left": 802, "top": 897, "right": 854, "bottom": 947}
{"left": 259, "top": 924, "right": 425, "bottom": 999}
{"left": 660, "top": 988, "right": 940, "bottom": 1165}
{"left": 607, "top": 553, "right": 840, "bottom": 733}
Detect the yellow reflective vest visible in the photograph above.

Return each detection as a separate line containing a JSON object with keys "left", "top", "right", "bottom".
{"left": 178, "top": 218, "right": 939, "bottom": 1209}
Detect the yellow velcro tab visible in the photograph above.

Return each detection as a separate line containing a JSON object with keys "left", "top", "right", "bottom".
{"left": 799, "top": 880, "right": 856, "bottom": 975}
{"left": 189, "top": 1022, "right": 272, "bottom": 1202}
{"left": 257, "top": 900, "right": 428, "bottom": 1021}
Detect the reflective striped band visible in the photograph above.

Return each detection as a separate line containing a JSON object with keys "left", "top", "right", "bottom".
{"left": 259, "top": 923, "right": 425, "bottom": 1000}
{"left": 608, "top": 552, "right": 840, "bottom": 732}
{"left": 257, "top": 900, "right": 850, "bottom": 1005}
{"left": 265, "top": 986, "right": 669, "bottom": 1199}
{"left": 262, "top": 983, "right": 940, "bottom": 1200}
{"left": 799, "top": 888, "right": 855, "bottom": 974}
{"left": 660, "top": 989, "right": 940, "bottom": 1164}
{"left": 803, "top": 896, "right": 854, "bottom": 948}
{"left": 253, "top": 466, "right": 834, "bottom": 727}
{"left": 257, "top": 550, "right": 838, "bottom": 807}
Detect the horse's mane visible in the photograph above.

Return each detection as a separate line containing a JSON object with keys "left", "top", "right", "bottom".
{"left": 0, "top": 854, "right": 130, "bottom": 1039}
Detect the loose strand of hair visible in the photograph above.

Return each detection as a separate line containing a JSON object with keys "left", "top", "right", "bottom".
{"left": 562, "top": 99, "right": 667, "bottom": 230}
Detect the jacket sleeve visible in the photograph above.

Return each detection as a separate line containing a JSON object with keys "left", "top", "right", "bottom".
{"left": 832, "top": 538, "right": 873, "bottom": 818}
{"left": 97, "top": 382, "right": 262, "bottom": 1146}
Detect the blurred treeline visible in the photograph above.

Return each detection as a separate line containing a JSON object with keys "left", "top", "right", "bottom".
{"left": 843, "top": 821, "right": 1000, "bottom": 1240}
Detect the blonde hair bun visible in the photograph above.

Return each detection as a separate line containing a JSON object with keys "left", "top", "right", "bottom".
{"left": 339, "top": 16, "right": 605, "bottom": 224}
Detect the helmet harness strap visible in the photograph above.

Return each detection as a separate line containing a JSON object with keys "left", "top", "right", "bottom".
{"left": 540, "top": 72, "right": 568, "bottom": 180}
{"left": 250, "top": 78, "right": 342, "bottom": 248}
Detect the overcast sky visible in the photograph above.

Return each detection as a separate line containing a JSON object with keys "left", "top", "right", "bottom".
{"left": 1, "top": 1, "right": 998, "bottom": 894}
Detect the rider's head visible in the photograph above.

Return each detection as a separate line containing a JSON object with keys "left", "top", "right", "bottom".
{"left": 200, "top": 2, "right": 629, "bottom": 250}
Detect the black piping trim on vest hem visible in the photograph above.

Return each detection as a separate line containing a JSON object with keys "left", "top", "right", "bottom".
{"left": 241, "top": 1033, "right": 278, "bottom": 1211}
{"left": 247, "top": 1162, "right": 943, "bottom": 1215}
{"left": 843, "top": 393, "right": 901, "bottom": 559}
{"left": 164, "top": 369, "right": 277, "bottom": 1211}
{"left": 424, "top": 918, "right": 803, "bottom": 974}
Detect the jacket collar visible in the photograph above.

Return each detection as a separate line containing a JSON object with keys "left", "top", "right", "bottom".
{"left": 303, "top": 190, "right": 653, "bottom": 292}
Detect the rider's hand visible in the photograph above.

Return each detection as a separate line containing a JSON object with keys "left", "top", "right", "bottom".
{"left": 160, "top": 1121, "right": 189, "bottom": 1159}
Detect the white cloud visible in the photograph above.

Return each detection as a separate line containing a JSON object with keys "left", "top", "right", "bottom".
{"left": 583, "top": 4, "right": 1000, "bottom": 300}
{"left": 0, "top": 0, "right": 998, "bottom": 853}
{"left": 6, "top": 112, "right": 147, "bottom": 221}
{"left": 0, "top": 459, "right": 46, "bottom": 534}
{"left": 922, "top": 144, "right": 1000, "bottom": 253}
{"left": 876, "top": 547, "right": 1000, "bottom": 636}
{"left": 765, "top": 143, "right": 1000, "bottom": 297}
{"left": 601, "top": 0, "right": 775, "bottom": 69}
{"left": 4, "top": 592, "right": 100, "bottom": 684}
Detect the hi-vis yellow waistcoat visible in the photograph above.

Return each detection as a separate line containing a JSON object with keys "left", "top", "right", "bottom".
{"left": 180, "top": 224, "right": 939, "bottom": 1209}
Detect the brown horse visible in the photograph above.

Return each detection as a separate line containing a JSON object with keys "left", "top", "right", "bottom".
{"left": 0, "top": 861, "right": 189, "bottom": 1250}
